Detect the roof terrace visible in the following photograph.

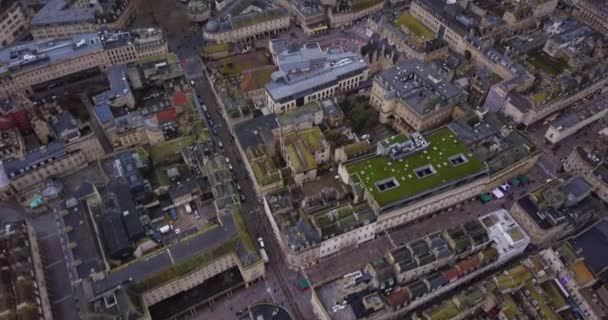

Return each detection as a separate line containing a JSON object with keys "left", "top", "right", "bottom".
{"left": 345, "top": 127, "right": 487, "bottom": 209}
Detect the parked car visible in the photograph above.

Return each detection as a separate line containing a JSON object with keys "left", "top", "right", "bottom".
{"left": 257, "top": 237, "right": 265, "bottom": 248}
{"left": 211, "top": 126, "right": 218, "bottom": 136}
{"left": 217, "top": 141, "right": 224, "bottom": 149}
{"left": 360, "top": 134, "right": 373, "bottom": 141}
{"left": 500, "top": 184, "right": 511, "bottom": 192}
{"left": 240, "top": 193, "right": 246, "bottom": 202}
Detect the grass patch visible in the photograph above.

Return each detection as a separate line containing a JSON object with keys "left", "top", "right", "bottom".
{"left": 395, "top": 12, "right": 435, "bottom": 39}
{"left": 216, "top": 51, "right": 271, "bottom": 75}
{"left": 132, "top": 238, "right": 238, "bottom": 293}
{"left": 138, "top": 53, "right": 179, "bottom": 65}
{"left": 526, "top": 51, "right": 569, "bottom": 76}
{"left": 149, "top": 136, "right": 195, "bottom": 165}
{"left": 351, "top": 0, "right": 383, "bottom": 12}
{"left": 346, "top": 127, "right": 486, "bottom": 208}
{"left": 202, "top": 42, "right": 230, "bottom": 54}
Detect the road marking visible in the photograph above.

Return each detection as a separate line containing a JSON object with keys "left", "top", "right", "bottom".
{"left": 168, "top": 249, "right": 176, "bottom": 265}
{"left": 384, "top": 230, "right": 397, "bottom": 248}
{"left": 53, "top": 295, "right": 72, "bottom": 304}
{"left": 46, "top": 260, "right": 63, "bottom": 269}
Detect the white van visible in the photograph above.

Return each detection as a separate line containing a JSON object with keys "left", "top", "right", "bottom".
{"left": 159, "top": 224, "right": 174, "bottom": 234}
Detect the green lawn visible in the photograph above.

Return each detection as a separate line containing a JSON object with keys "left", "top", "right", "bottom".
{"left": 202, "top": 42, "right": 230, "bottom": 54}
{"left": 149, "top": 136, "right": 195, "bottom": 165}
{"left": 346, "top": 127, "right": 486, "bottom": 208}
{"left": 216, "top": 52, "right": 271, "bottom": 75}
{"left": 351, "top": 0, "right": 383, "bottom": 12}
{"left": 395, "top": 12, "right": 435, "bottom": 39}
{"left": 526, "top": 52, "right": 569, "bottom": 76}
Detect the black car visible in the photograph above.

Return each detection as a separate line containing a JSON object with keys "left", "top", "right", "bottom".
{"left": 211, "top": 126, "right": 218, "bottom": 136}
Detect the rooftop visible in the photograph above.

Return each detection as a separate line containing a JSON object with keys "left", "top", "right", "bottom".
{"left": 570, "top": 219, "right": 608, "bottom": 277}
{"left": 375, "top": 60, "right": 464, "bottom": 116}
{"left": 345, "top": 127, "right": 487, "bottom": 209}
{"left": 394, "top": 12, "right": 435, "bottom": 39}
{"left": 549, "top": 91, "right": 608, "bottom": 132}
{"left": 204, "top": 0, "right": 288, "bottom": 34}
{"left": 282, "top": 127, "right": 326, "bottom": 173}
{"left": 266, "top": 43, "right": 368, "bottom": 103}
{"left": 0, "top": 33, "right": 103, "bottom": 76}
{"left": 94, "top": 211, "right": 258, "bottom": 295}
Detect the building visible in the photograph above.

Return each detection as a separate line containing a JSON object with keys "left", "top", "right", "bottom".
{"left": 266, "top": 114, "right": 540, "bottom": 268}
{"left": 540, "top": 219, "right": 608, "bottom": 320}
{"left": 187, "top": 0, "right": 211, "bottom": 22}
{"left": 0, "top": 220, "right": 53, "bottom": 320}
{"left": 0, "top": 142, "right": 87, "bottom": 200}
{"left": 564, "top": 142, "right": 608, "bottom": 202}
{"left": 510, "top": 177, "right": 601, "bottom": 246}
{"left": 572, "top": 0, "right": 608, "bottom": 34}
{"left": 544, "top": 91, "right": 608, "bottom": 144}
{"left": 543, "top": 19, "right": 596, "bottom": 57}
{"left": 280, "top": 126, "right": 330, "bottom": 186}
{"left": 265, "top": 42, "right": 369, "bottom": 113}
{"left": 0, "top": 95, "right": 32, "bottom": 132}
{"left": 234, "top": 114, "right": 283, "bottom": 196}
{"left": 94, "top": 54, "right": 187, "bottom": 151}
{"left": 82, "top": 210, "right": 265, "bottom": 319}
{"left": 277, "top": 0, "right": 327, "bottom": 35}
{"left": 0, "top": 127, "right": 25, "bottom": 161}
{"left": 30, "top": 0, "right": 140, "bottom": 40}
{"left": 366, "top": 16, "right": 448, "bottom": 65}
{"left": 327, "top": 0, "right": 384, "bottom": 28}
{"left": 370, "top": 60, "right": 464, "bottom": 132}
{"left": 0, "top": 28, "right": 167, "bottom": 98}
{"left": 310, "top": 209, "right": 530, "bottom": 320}
{"left": 50, "top": 110, "right": 106, "bottom": 162}
{"left": 0, "top": 0, "right": 30, "bottom": 47}
{"left": 203, "top": 0, "right": 290, "bottom": 43}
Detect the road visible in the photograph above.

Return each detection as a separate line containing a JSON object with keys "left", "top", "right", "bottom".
{"left": 179, "top": 50, "right": 313, "bottom": 319}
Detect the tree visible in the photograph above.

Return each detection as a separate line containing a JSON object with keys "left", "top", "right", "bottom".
{"left": 324, "top": 129, "right": 349, "bottom": 148}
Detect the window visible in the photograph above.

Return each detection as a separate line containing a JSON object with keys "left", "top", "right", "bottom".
{"left": 414, "top": 165, "right": 436, "bottom": 178}
{"left": 448, "top": 154, "right": 469, "bottom": 166}
{"left": 375, "top": 177, "right": 400, "bottom": 192}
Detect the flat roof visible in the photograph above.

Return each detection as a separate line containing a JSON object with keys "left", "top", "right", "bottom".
{"left": 376, "top": 60, "right": 463, "bottom": 116}
{"left": 0, "top": 33, "right": 103, "bottom": 76}
{"left": 32, "top": 0, "right": 96, "bottom": 26}
{"left": 266, "top": 44, "right": 368, "bottom": 102}
{"left": 550, "top": 92, "right": 608, "bottom": 131}
{"left": 345, "top": 127, "right": 487, "bottom": 208}
{"left": 570, "top": 219, "right": 608, "bottom": 277}
{"left": 93, "top": 212, "right": 252, "bottom": 295}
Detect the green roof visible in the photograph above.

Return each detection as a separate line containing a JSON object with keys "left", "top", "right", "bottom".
{"left": 526, "top": 51, "right": 569, "bottom": 77}
{"left": 425, "top": 299, "right": 460, "bottom": 320}
{"left": 149, "top": 136, "right": 195, "bottom": 165}
{"left": 312, "top": 203, "right": 374, "bottom": 237}
{"left": 283, "top": 127, "right": 325, "bottom": 173}
{"left": 346, "top": 127, "right": 486, "bottom": 208}
{"left": 350, "top": 0, "right": 383, "bottom": 12}
{"left": 246, "top": 146, "right": 282, "bottom": 186}
{"left": 395, "top": 12, "right": 435, "bottom": 39}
